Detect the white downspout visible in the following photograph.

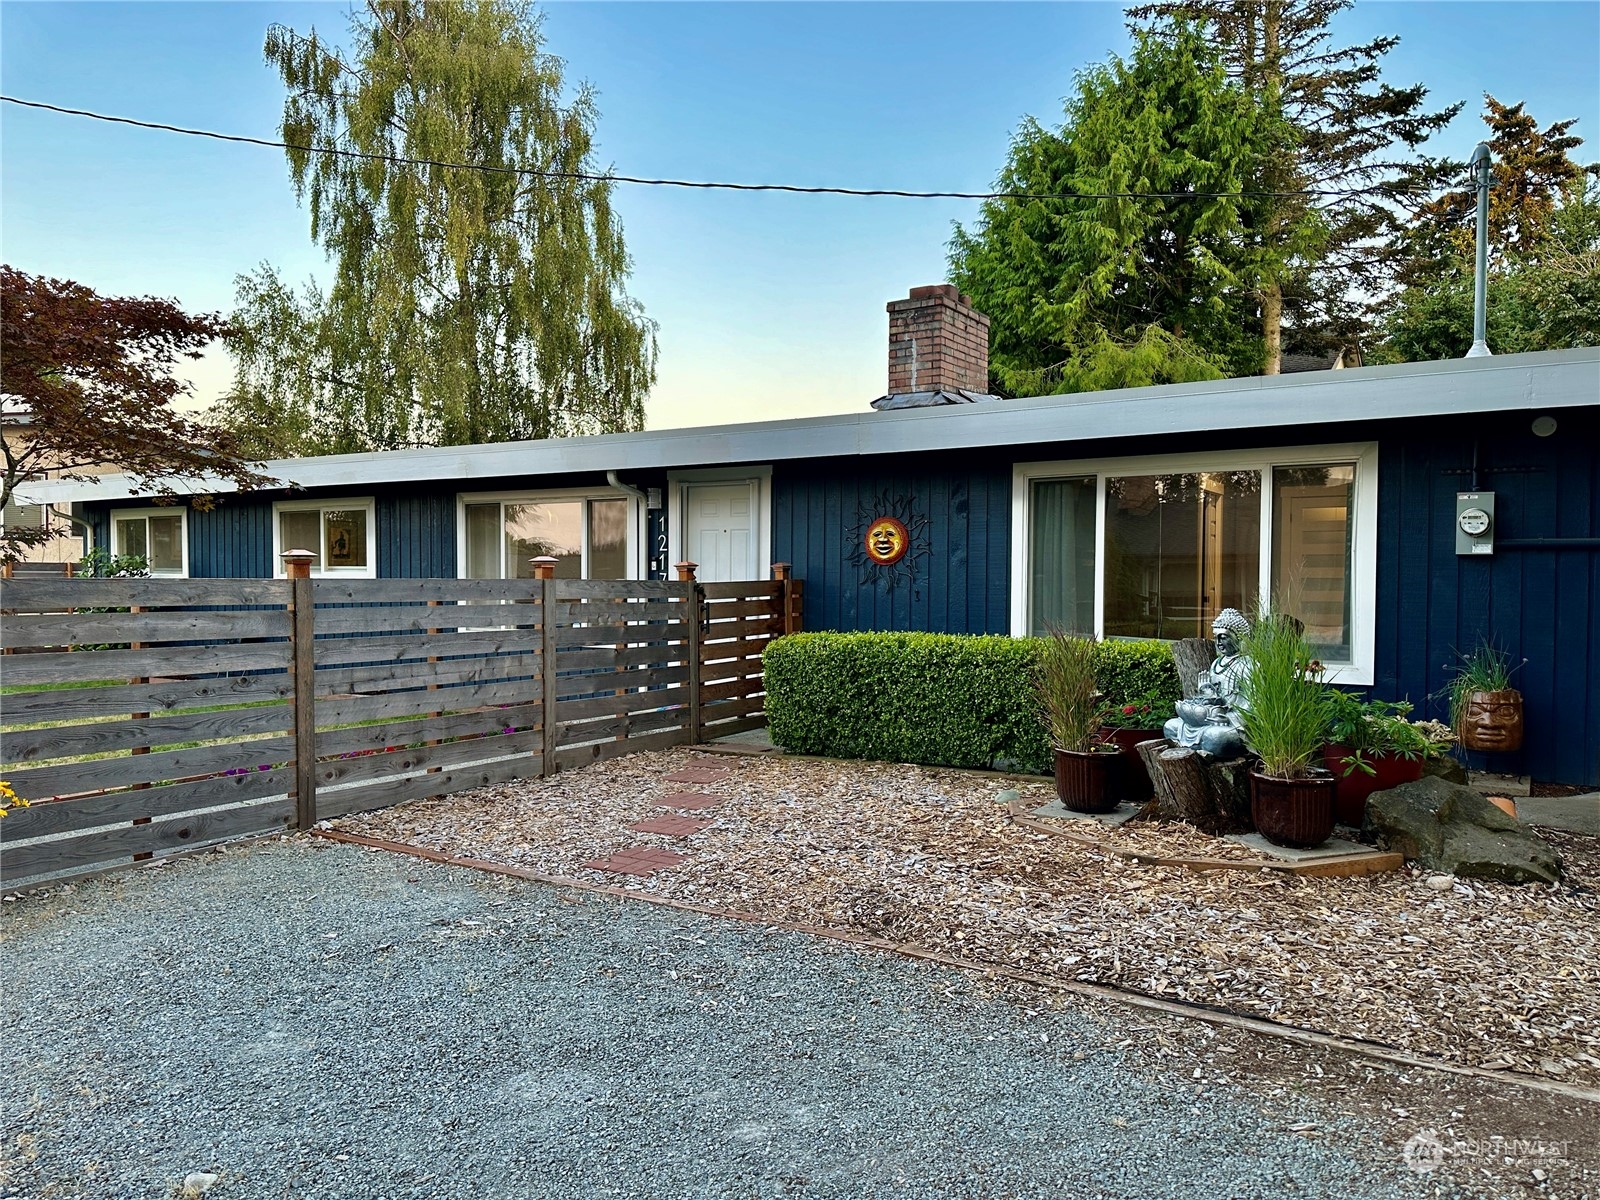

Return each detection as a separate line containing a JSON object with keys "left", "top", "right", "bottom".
{"left": 606, "top": 470, "right": 649, "bottom": 579}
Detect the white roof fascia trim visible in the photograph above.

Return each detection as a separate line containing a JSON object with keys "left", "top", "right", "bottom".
{"left": 22, "top": 348, "right": 1599, "bottom": 506}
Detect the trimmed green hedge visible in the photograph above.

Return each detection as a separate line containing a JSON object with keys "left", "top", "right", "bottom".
{"left": 763, "top": 632, "right": 1180, "bottom": 774}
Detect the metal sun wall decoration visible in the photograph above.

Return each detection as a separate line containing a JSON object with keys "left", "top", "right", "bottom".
{"left": 849, "top": 492, "right": 930, "bottom": 592}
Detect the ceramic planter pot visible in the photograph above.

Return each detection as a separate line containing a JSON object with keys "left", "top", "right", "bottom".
{"left": 1096, "top": 726, "right": 1164, "bottom": 803}
{"left": 1321, "top": 746, "right": 1426, "bottom": 828}
{"left": 1250, "top": 770, "right": 1336, "bottom": 849}
{"left": 1054, "top": 747, "right": 1124, "bottom": 814}
{"left": 1460, "top": 689, "right": 1524, "bottom": 752}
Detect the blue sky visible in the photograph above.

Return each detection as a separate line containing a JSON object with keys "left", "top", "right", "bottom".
{"left": 3, "top": 1, "right": 1597, "bottom": 429}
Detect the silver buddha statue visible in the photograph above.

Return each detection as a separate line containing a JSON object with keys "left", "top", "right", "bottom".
{"left": 1163, "top": 608, "right": 1252, "bottom": 758}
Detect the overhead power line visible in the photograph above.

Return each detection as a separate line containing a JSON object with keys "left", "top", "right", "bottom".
{"left": 3, "top": 94, "right": 1397, "bottom": 203}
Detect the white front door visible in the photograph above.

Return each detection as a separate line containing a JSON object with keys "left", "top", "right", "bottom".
{"left": 684, "top": 483, "right": 756, "bottom": 582}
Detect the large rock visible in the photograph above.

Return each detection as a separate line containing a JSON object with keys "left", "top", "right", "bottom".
{"left": 1422, "top": 755, "right": 1469, "bottom": 786}
{"left": 1366, "top": 775, "right": 1562, "bottom": 885}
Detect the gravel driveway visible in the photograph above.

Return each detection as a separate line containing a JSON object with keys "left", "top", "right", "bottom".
{"left": 0, "top": 837, "right": 1579, "bottom": 1199}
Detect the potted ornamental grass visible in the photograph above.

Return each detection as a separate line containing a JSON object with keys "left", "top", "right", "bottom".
{"left": 1445, "top": 640, "right": 1524, "bottom": 753}
{"left": 1236, "top": 605, "right": 1336, "bottom": 848}
{"left": 1038, "top": 629, "right": 1123, "bottom": 813}
{"left": 1097, "top": 691, "right": 1174, "bottom": 803}
{"left": 1321, "top": 694, "right": 1434, "bottom": 827}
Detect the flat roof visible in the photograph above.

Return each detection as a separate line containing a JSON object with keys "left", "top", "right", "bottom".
{"left": 24, "top": 346, "right": 1600, "bottom": 505}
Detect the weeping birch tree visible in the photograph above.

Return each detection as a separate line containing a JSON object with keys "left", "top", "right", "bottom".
{"left": 222, "top": 0, "right": 657, "bottom": 455}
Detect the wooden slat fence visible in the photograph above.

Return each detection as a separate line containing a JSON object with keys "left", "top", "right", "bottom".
{"left": 0, "top": 563, "right": 800, "bottom": 890}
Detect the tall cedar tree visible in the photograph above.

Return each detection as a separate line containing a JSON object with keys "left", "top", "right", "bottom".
{"left": 1128, "top": 0, "right": 1461, "bottom": 371}
{"left": 223, "top": 0, "right": 657, "bottom": 456}
{"left": 0, "top": 267, "right": 270, "bottom": 562}
{"left": 949, "top": 28, "right": 1274, "bottom": 396}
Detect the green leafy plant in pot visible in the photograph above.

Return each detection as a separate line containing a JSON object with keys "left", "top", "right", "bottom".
{"left": 1038, "top": 628, "right": 1122, "bottom": 813}
{"left": 1237, "top": 604, "right": 1336, "bottom": 848}
{"left": 1322, "top": 693, "right": 1434, "bottom": 827}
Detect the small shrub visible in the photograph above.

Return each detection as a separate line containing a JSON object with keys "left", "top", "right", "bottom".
{"left": 1093, "top": 639, "right": 1182, "bottom": 710}
{"left": 71, "top": 548, "right": 151, "bottom": 652}
{"left": 762, "top": 632, "right": 1180, "bottom": 774}
{"left": 764, "top": 632, "right": 1050, "bottom": 772}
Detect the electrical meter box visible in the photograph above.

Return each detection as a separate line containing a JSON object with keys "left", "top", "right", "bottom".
{"left": 1456, "top": 491, "right": 1495, "bottom": 556}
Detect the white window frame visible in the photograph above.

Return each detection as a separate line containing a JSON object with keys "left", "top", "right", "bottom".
{"left": 1011, "top": 442, "right": 1379, "bottom": 685}
{"left": 666, "top": 466, "right": 773, "bottom": 581}
{"left": 271, "top": 497, "right": 378, "bottom": 578}
{"left": 109, "top": 506, "right": 189, "bottom": 577}
{"left": 455, "top": 487, "right": 644, "bottom": 580}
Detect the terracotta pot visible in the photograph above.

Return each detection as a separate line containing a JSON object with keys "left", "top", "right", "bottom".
{"left": 1096, "top": 726, "right": 1165, "bottom": 803}
{"left": 1460, "top": 689, "right": 1524, "bottom": 752}
{"left": 1054, "top": 747, "right": 1124, "bottom": 814}
{"left": 1321, "top": 746, "right": 1426, "bottom": 828}
{"left": 1250, "top": 771, "right": 1336, "bottom": 849}
{"left": 1486, "top": 795, "right": 1518, "bottom": 820}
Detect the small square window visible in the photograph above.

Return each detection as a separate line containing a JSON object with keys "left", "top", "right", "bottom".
{"left": 275, "top": 500, "right": 375, "bottom": 577}
{"left": 110, "top": 509, "right": 187, "bottom": 576}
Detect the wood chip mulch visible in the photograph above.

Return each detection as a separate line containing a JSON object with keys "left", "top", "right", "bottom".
{"left": 329, "top": 746, "right": 1600, "bottom": 1086}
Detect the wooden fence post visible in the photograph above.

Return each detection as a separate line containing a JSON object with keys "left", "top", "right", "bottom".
{"left": 533, "top": 557, "right": 558, "bottom": 777}
{"left": 128, "top": 602, "right": 154, "bottom": 859}
{"left": 676, "top": 561, "right": 702, "bottom": 743}
{"left": 282, "top": 549, "right": 318, "bottom": 829}
{"left": 771, "top": 562, "right": 797, "bottom": 636}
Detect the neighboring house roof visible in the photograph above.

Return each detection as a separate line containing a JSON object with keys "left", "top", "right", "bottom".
{"left": 22, "top": 347, "right": 1600, "bottom": 505}
{"left": 1279, "top": 352, "right": 1346, "bottom": 374}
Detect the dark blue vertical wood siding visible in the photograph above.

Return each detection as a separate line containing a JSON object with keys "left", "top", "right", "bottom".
{"left": 75, "top": 406, "right": 1598, "bottom": 783}
{"left": 1372, "top": 410, "right": 1599, "bottom": 786}
{"left": 378, "top": 492, "right": 457, "bottom": 577}
{"left": 772, "top": 454, "right": 1012, "bottom": 635}
{"left": 188, "top": 504, "right": 274, "bottom": 578}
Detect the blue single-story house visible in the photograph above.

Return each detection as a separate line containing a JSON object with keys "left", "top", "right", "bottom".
{"left": 27, "top": 287, "right": 1600, "bottom": 784}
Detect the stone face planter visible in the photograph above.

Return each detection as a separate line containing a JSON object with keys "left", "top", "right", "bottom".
{"left": 1250, "top": 770, "right": 1336, "bottom": 849}
{"left": 1321, "top": 746, "right": 1426, "bottom": 828}
{"left": 1096, "top": 726, "right": 1164, "bottom": 803}
{"left": 1054, "top": 747, "right": 1124, "bottom": 814}
{"left": 1459, "top": 689, "right": 1524, "bottom": 753}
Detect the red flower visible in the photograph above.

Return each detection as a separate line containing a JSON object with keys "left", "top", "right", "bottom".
{"left": 1122, "top": 705, "right": 1137, "bottom": 715}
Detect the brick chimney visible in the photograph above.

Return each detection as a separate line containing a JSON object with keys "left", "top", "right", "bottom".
{"left": 886, "top": 284, "right": 991, "bottom": 395}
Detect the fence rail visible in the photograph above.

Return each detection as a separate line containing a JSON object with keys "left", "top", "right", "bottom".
{"left": 0, "top": 561, "right": 800, "bottom": 890}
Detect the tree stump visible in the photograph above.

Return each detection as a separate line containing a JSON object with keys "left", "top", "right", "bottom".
{"left": 1171, "top": 638, "right": 1217, "bottom": 699}
{"left": 1136, "top": 739, "right": 1253, "bottom": 834}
